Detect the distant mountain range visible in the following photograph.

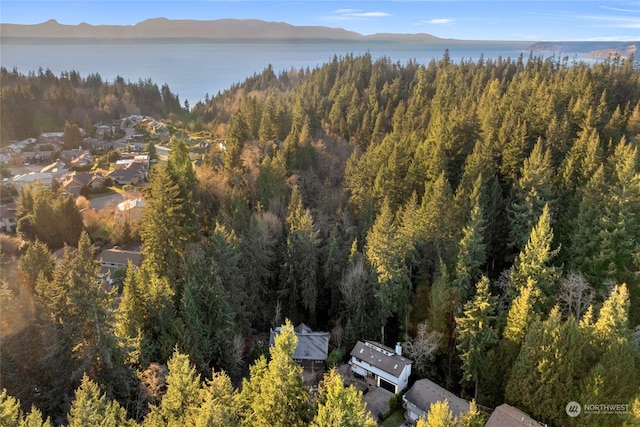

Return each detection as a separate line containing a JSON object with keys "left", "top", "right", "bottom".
{"left": 1, "top": 19, "right": 637, "bottom": 58}
{"left": 0, "top": 18, "right": 445, "bottom": 42}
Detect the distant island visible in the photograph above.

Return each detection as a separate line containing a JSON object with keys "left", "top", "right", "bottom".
{"left": 1, "top": 18, "right": 637, "bottom": 59}
{"left": 527, "top": 41, "right": 637, "bottom": 59}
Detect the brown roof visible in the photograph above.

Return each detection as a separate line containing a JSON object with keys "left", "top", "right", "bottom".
{"left": 350, "top": 341, "right": 412, "bottom": 378}
{"left": 485, "top": 404, "right": 543, "bottom": 427}
{"left": 404, "top": 379, "right": 470, "bottom": 417}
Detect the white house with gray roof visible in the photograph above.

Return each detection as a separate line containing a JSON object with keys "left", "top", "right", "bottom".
{"left": 270, "top": 323, "right": 329, "bottom": 365}
{"left": 349, "top": 340, "right": 413, "bottom": 393}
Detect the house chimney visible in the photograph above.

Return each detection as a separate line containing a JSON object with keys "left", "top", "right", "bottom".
{"left": 395, "top": 342, "right": 402, "bottom": 356}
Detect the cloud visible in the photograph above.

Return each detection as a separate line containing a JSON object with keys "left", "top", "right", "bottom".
{"left": 599, "top": 6, "right": 640, "bottom": 14}
{"left": 351, "top": 12, "right": 391, "bottom": 17}
{"left": 581, "top": 14, "right": 640, "bottom": 29}
{"left": 327, "top": 9, "right": 391, "bottom": 20}
{"left": 425, "top": 18, "right": 453, "bottom": 24}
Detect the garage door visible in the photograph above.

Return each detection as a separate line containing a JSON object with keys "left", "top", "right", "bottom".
{"left": 379, "top": 378, "right": 396, "bottom": 393}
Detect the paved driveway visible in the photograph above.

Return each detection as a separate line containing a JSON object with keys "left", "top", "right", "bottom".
{"left": 363, "top": 385, "right": 393, "bottom": 421}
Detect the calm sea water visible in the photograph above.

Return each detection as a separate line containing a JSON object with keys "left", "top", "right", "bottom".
{"left": 0, "top": 38, "right": 591, "bottom": 105}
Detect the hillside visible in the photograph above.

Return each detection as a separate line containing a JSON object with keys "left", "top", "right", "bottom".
{"left": 0, "top": 18, "right": 443, "bottom": 42}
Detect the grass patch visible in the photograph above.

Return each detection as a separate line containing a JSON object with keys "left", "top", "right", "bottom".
{"left": 380, "top": 409, "right": 405, "bottom": 427}
{"left": 85, "top": 187, "right": 119, "bottom": 199}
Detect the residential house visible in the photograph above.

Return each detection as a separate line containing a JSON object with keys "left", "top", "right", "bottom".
{"left": 40, "top": 160, "right": 68, "bottom": 179}
{"left": 21, "top": 151, "right": 55, "bottom": 165}
{"left": 53, "top": 246, "right": 76, "bottom": 264}
{"left": 484, "top": 404, "right": 544, "bottom": 427}
{"left": 99, "top": 248, "right": 143, "bottom": 284}
{"left": 108, "top": 162, "right": 146, "bottom": 185}
{"left": 70, "top": 151, "right": 94, "bottom": 167}
{"left": 0, "top": 204, "right": 17, "bottom": 232}
{"left": 61, "top": 171, "right": 105, "bottom": 196}
{"left": 99, "top": 248, "right": 143, "bottom": 270}
{"left": 39, "top": 132, "right": 64, "bottom": 144}
{"left": 349, "top": 341, "right": 413, "bottom": 394}
{"left": 95, "top": 124, "right": 116, "bottom": 140}
{"left": 115, "top": 198, "right": 145, "bottom": 222}
{"left": 12, "top": 172, "right": 53, "bottom": 190}
{"left": 115, "top": 159, "right": 134, "bottom": 170}
{"left": 60, "top": 149, "right": 84, "bottom": 162}
{"left": 0, "top": 154, "right": 10, "bottom": 164}
{"left": 402, "top": 379, "right": 470, "bottom": 425}
{"left": 269, "top": 323, "right": 330, "bottom": 366}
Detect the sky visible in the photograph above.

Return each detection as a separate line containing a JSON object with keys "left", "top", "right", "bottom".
{"left": 1, "top": 1, "right": 639, "bottom": 41}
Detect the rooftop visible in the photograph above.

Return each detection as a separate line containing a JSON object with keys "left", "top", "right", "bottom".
{"left": 404, "top": 378, "right": 470, "bottom": 418}
{"left": 99, "top": 248, "right": 143, "bottom": 267}
{"left": 485, "top": 403, "right": 544, "bottom": 427}
{"left": 351, "top": 340, "right": 413, "bottom": 378}
{"left": 270, "top": 323, "right": 329, "bottom": 361}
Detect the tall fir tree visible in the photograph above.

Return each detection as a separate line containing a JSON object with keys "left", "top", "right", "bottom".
{"left": 240, "top": 319, "right": 312, "bottom": 427}
{"left": 311, "top": 369, "right": 376, "bottom": 427}
{"left": 365, "top": 197, "right": 410, "bottom": 340}
{"left": 510, "top": 203, "right": 560, "bottom": 310}
{"left": 455, "top": 276, "right": 498, "bottom": 400}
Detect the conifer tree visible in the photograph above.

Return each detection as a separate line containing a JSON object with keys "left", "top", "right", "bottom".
{"left": 284, "top": 187, "right": 320, "bottom": 322}
{"left": 417, "top": 171, "right": 457, "bottom": 265}
{"left": 508, "top": 138, "right": 556, "bottom": 252}
{"left": 416, "top": 400, "right": 457, "bottom": 427}
{"left": 457, "top": 400, "right": 486, "bottom": 427}
{"left": 568, "top": 165, "right": 608, "bottom": 282}
{"left": 18, "top": 239, "right": 54, "bottom": 294}
{"left": 428, "top": 260, "right": 457, "bottom": 343}
{"left": 21, "top": 407, "right": 52, "bottom": 427}
{"left": 67, "top": 375, "right": 133, "bottom": 427}
{"left": 510, "top": 203, "right": 560, "bottom": 309}
{"left": 115, "top": 263, "right": 176, "bottom": 366}
{"left": 36, "top": 232, "right": 128, "bottom": 418}
{"left": 311, "top": 369, "right": 376, "bottom": 427}
{"left": 145, "top": 350, "right": 201, "bottom": 427}
{"left": 0, "top": 389, "right": 21, "bottom": 427}
{"left": 594, "top": 284, "right": 630, "bottom": 347}
{"left": 365, "top": 197, "right": 410, "bottom": 339}
{"left": 505, "top": 308, "right": 587, "bottom": 426}
{"left": 181, "top": 248, "right": 238, "bottom": 378}
{"left": 453, "top": 179, "right": 486, "bottom": 302}
{"left": 455, "top": 276, "right": 498, "bottom": 400}
{"left": 141, "top": 163, "right": 195, "bottom": 284}
{"left": 240, "top": 319, "right": 312, "bottom": 427}
{"left": 193, "top": 371, "right": 239, "bottom": 427}
{"left": 503, "top": 278, "right": 536, "bottom": 347}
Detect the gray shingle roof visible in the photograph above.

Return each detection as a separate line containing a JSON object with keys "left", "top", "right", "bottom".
{"left": 404, "top": 378, "right": 470, "bottom": 417}
{"left": 99, "top": 249, "right": 142, "bottom": 267}
{"left": 350, "top": 341, "right": 413, "bottom": 378}
{"left": 484, "top": 404, "right": 543, "bottom": 427}
{"left": 270, "top": 323, "right": 329, "bottom": 361}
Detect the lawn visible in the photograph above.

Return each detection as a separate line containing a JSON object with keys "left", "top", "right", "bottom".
{"left": 380, "top": 409, "right": 406, "bottom": 427}
{"left": 85, "top": 187, "right": 119, "bottom": 199}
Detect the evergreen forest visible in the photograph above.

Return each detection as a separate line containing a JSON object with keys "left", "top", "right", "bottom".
{"left": 2, "top": 51, "right": 640, "bottom": 426}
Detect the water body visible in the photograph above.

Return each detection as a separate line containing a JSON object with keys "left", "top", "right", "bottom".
{"left": 0, "top": 38, "right": 592, "bottom": 105}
